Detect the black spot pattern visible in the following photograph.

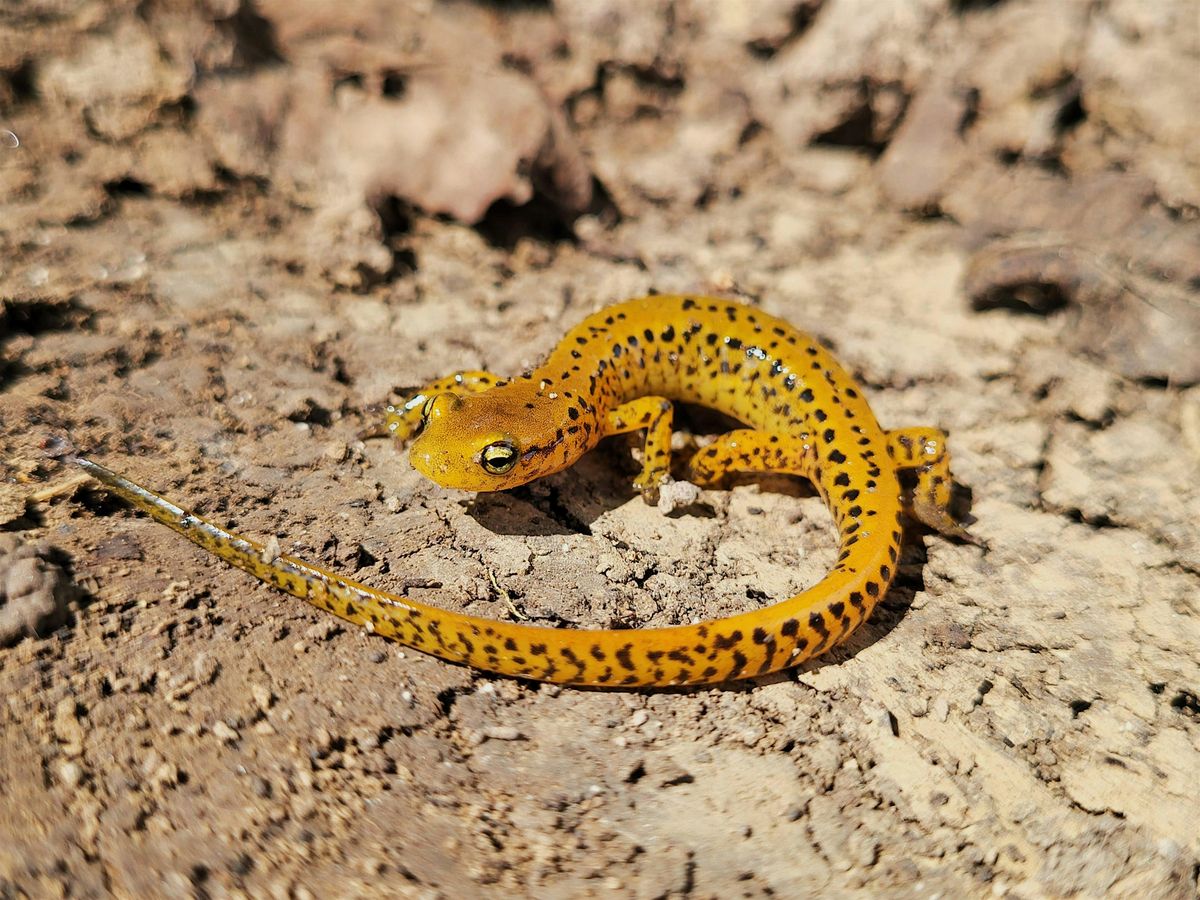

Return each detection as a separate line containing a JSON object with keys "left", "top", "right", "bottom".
{"left": 85, "top": 294, "right": 950, "bottom": 689}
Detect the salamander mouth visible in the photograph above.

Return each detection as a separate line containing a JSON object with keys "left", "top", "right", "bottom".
{"left": 407, "top": 440, "right": 503, "bottom": 490}
{"left": 406, "top": 436, "right": 449, "bottom": 482}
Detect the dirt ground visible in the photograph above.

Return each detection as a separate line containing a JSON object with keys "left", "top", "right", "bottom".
{"left": 2, "top": 1, "right": 1198, "bottom": 897}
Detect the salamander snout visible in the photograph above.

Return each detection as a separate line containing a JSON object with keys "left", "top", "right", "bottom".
{"left": 408, "top": 391, "right": 532, "bottom": 492}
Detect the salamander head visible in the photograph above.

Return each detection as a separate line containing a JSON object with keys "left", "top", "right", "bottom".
{"left": 408, "top": 386, "right": 592, "bottom": 492}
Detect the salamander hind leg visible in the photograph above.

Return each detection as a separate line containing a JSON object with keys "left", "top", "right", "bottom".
{"left": 887, "top": 427, "right": 981, "bottom": 545}
{"left": 605, "top": 397, "right": 674, "bottom": 504}
{"left": 364, "top": 371, "right": 504, "bottom": 442}
{"left": 688, "top": 429, "right": 815, "bottom": 488}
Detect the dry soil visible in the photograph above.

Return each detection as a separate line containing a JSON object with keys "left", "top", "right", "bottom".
{"left": 1, "top": 2, "right": 1198, "bottom": 898}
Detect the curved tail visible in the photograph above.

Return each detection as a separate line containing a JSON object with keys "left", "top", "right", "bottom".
{"left": 74, "top": 456, "right": 902, "bottom": 686}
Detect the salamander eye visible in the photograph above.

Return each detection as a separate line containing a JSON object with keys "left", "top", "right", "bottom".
{"left": 480, "top": 441, "right": 518, "bottom": 475}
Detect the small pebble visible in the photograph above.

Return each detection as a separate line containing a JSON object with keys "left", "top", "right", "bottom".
{"left": 212, "top": 721, "right": 240, "bottom": 744}
{"left": 656, "top": 479, "right": 702, "bottom": 514}
{"left": 251, "top": 683, "right": 274, "bottom": 712}
{"left": 192, "top": 652, "right": 220, "bottom": 685}
{"left": 360, "top": 858, "right": 386, "bottom": 876}
{"left": 259, "top": 536, "right": 282, "bottom": 564}
{"left": 57, "top": 760, "right": 84, "bottom": 789}
{"left": 482, "top": 726, "right": 524, "bottom": 742}
{"left": 53, "top": 697, "right": 85, "bottom": 757}
{"left": 931, "top": 696, "right": 951, "bottom": 722}
{"left": 353, "top": 726, "right": 381, "bottom": 751}
{"left": 304, "top": 620, "right": 341, "bottom": 642}
{"left": 312, "top": 726, "right": 334, "bottom": 756}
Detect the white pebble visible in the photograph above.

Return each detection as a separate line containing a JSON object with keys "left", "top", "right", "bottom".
{"left": 481, "top": 726, "right": 523, "bottom": 741}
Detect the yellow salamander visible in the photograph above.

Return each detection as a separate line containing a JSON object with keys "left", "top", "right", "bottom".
{"left": 75, "top": 295, "right": 976, "bottom": 687}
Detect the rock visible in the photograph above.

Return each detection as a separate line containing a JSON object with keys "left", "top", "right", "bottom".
{"left": 251, "top": 683, "right": 275, "bottom": 712}
{"left": 57, "top": 760, "right": 84, "bottom": 789}
{"left": 192, "top": 652, "right": 221, "bottom": 686}
{"left": 657, "top": 479, "right": 703, "bottom": 515}
{"left": 0, "top": 535, "right": 80, "bottom": 646}
{"left": 53, "top": 697, "right": 85, "bottom": 757}
{"left": 964, "top": 242, "right": 1200, "bottom": 385}
{"left": 878, "top": 80, "right": 969, "bottom": 211}
{"left": 481, "top": 725, "right": 524, "bottom": 742}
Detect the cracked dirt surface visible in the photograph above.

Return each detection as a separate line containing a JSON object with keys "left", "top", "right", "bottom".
{"left": 1, "top": 1, "right": 1198, "bottom": 897}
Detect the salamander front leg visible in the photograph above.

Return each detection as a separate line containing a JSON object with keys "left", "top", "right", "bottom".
{"left": 687, "top": 429, "right": 816, "bottom": 487}
{"left": 606, "top": 397, "right": 674, "bottom": 504}
{"left": 887, "top": 427, "right": 981, "bottom": 545}
{"left": 360, "top": 371, "right": 505, "bottom": 442}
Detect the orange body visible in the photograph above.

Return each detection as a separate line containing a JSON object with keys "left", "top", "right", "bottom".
{"left": 77, "top": 295, "right": 973, "bottom": 687}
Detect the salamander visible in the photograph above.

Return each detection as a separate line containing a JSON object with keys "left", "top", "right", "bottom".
{"left": 75, "top": 294, "right": 977, "bottom": 687}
